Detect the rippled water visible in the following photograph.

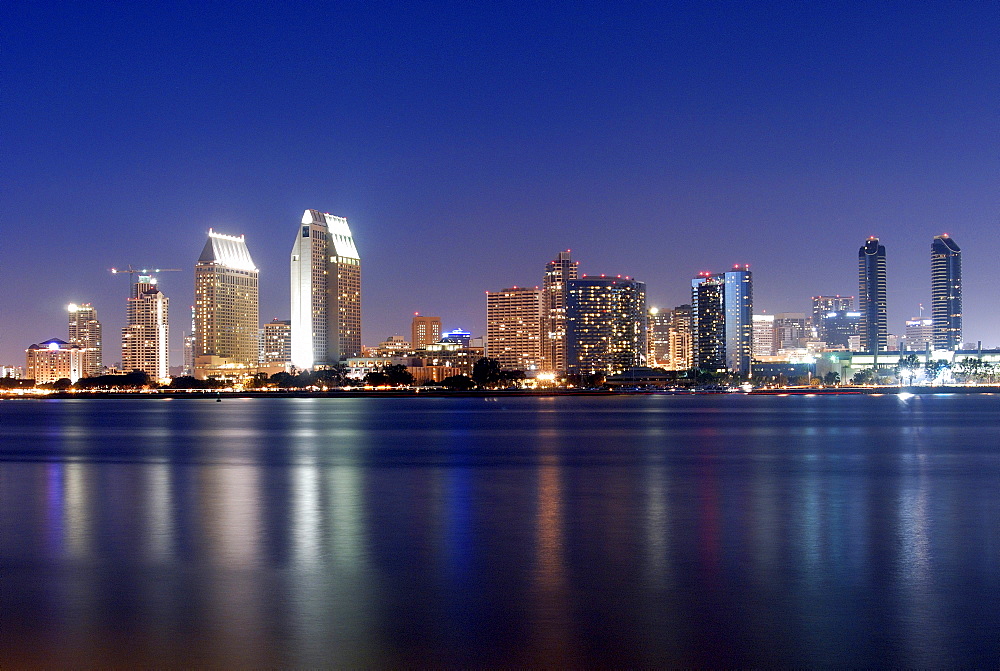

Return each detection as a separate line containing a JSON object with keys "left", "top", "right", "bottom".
{"left": 3, "top": 394, "right": 1000, "bottom": 666}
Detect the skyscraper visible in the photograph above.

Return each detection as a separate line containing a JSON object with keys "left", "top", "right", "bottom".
{"left": 692, "top": 267, "right": 753, "bottom": 374}
{"left": 811, "top": 295, "right": 854, "bottom": 342}
{"left": 692, "top": 273, "right": 726, "bottom": 371}
{"left": 121, "top": 273, "right": 169, "bottom": 380}
{"left": 566, "top": 276, "right": 646, "bottom": 376}
{"left": 647, "top": 307, "right": 672, "bottom": 366}
{"left": 542, "top": 250, "right": 579, "bottom": 374}
{"left": 752, "top": 314, "right": 775, "bottom": 357}
{"left": 290, "top": 209, "right": 361, "bottom": 369}
{"left": 486, "top": 287, "right": 543, "bottom": 371}
{"left": 194, "top": 230, "right": 260, "bottom": 368}
{"left": 667, "top": 304, "right": 693, "bottom": 371}
{"left": 411, "top": 315, "right": 442, "bottom": 349}
{"left": 67, "top": 302, "right": 102, "bottom": 377}
{"left": 931, "top": 234, "right": 962, "bottom": 350}
{"left": 858, "top": 237, "right": 887, "bottom": 352}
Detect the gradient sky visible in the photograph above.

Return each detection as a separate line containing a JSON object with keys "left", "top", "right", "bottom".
{"left": 3, "top": 1, "right": 998, "bottom": 366}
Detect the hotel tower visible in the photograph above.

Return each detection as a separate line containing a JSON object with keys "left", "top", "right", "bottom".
{"left": 194, "top": 230, "right": 260, "bottom": 367}
{"left": 290, "top": 209, "right": 361, "bottom": 369}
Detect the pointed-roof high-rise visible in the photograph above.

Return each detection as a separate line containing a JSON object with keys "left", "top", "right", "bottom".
{"left": 290, "top": 210, "right": 361, "bottom": 369}
{"left": 194, "top": 229, "right": 259, "bottom": 366}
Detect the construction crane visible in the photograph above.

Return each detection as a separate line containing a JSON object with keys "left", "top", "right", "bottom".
{"left": 109, "top": 265, "right": 182, "bottom": 276}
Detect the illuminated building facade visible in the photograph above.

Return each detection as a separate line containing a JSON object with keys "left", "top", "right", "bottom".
{"left": 121, "top": 273, "right": 169, "bottom": 380}
{"left": 667, "top": 304, "right": 693, "bottom": 371}
{"left": 67, "top": 302, "right": 102, "bottom": 376}
{"left": 931, "top": 234, "right": 962, "bottom": 350}
{"left": 194, "top": 230, "right": 260, "bottom": 369}
{"left": 647, "top": 307, "right": 672, "bottom": 366}
{"left": 774, "top": 313, "right": 807, "bottom": 352}
{"left": 820, "top": 310, "right": 861, "bottom": 349}
{"left": 752, "top": 314, "right": 775, "bottom": 357}
{"left": 26, "top": 338, "right": 84, "bottom": 384}
{"left": 261, "top": 318, "right": 292, "bottom": 364}
{"left": 566, "top": 276, "right": 646, "bottom": 376}
{"left": 542, "top": 250, "right": 579, "bottom": 373}
{"left": 858, "top": 237, "right": 887, "bottom": 352}
{"left": 811, "top": 295, "right": 854, "bottom": 341}
{"left": 290, "top": 209, "right": 361, "bottom": 369}
{"left": 411, "top": 315, "right": 442, "bottom": 349}
{"left": 486, "top": 286, "right": 543, "bottom": 371}
{"left": 692, "top": 267, "right": 753, "bottom": 374}
{"left": 905, "top": 317, "right": 934, "bottom": 351}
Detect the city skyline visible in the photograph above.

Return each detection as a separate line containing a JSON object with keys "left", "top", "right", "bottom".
{"left": 3, "top": 2, "right": 998, "bottom": 365}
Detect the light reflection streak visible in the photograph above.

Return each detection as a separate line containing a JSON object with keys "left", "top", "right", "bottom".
{"left": 144, "top": 462, "right": 174, "bottom": 562}
{"left": 531, "top": 424, "right": 573, "bottom": 665}
{"left": 63, "top": 462, "right": 90, "bottom": 559}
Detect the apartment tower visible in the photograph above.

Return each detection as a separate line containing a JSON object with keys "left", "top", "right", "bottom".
{"left": 486, "top": 287, "right": 543, "bottom": 371}
{"left": 541, "top": 250, "right": 579, "bottom": 374}
{"left": 67, "top": 302, "right": 102, "bottom": 377}
{"left": 931, "top": 234, "right": 962, "bottom": 350}
{"left": 858, "top": 237, "right": 887, "bottom": 352}
{"left": 121, "top": 273, "right": 169, "bottom": 380}
{"left": 565, "top": 276, "right": 646, "bottom": 376}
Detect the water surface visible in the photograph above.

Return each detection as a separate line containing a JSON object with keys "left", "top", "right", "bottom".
{"left": 2, "top": 394, "right": 1000, "bottom": 666}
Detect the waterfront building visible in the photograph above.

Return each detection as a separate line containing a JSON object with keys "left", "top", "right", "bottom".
{"left": 290, "top": 209, "right": 361, "bottom": 369}
{"left": 369, "top": 335, "right": 411, "bottom": 357}
{"left": 0, "top": 365, "right": 24, "bottom": 379}
{"left": 67, "top": 302, "right": 102, "bottom": 376}
{"left": 486, "top": 286, "right": 543, "bottom": 371}
{"left": 566, "top": 275, "right": 646, "bottom": 376}
{"left": 691, "top": 267, "right": 753, "bottom": 374}
{"left": 411, "top": 315, "right": 442, "bottom": 349}
{"left": 820, "top": 310, "right": 862, "bottom": 350}
{"left": 692, "top": 273, "right": 726, "bottom": 371}
{"left": 667, "top": 304, "right": 693, "bottom": 371}
{"left": 905, "top": 317, "right": 934, "bottom": 351}
{"left": 194, "top": 230, "right": 260, "bottom": 373}
{"left": 121, "top": 272, "right": 169, "bottom": 380}
{"left": 811, "top": 295, "right": 854, "bottom": 340}
{"left": 542, "top": 250, "right": 579, "bottom": 374}
{"left": 858, "top": 237, "right": 887, "bottom": 352}
{"left": 752, "top": 314, "right": 775, "bottom": 357}
{"left": 261, "top": 318, "right": 292, "bottom": 364}
{"left": 774, "top": 313, "right": 808, "bottom": 352}
{"left": 931, "top": 234, "right": 962, "bottom": 350}
{"left": 647, "top": 307, "right": 672, "bottom": 366}
{"left": 26, "top": 338, "right": 85, "bottom": 384}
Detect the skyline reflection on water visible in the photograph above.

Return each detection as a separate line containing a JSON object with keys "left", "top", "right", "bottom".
{"left": 3, "top": 394, "right": 1000, "bottom": 666}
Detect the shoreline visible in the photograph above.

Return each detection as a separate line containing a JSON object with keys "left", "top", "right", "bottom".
{"left": 4, "top": 385, "right": 1000, "bottom": 399}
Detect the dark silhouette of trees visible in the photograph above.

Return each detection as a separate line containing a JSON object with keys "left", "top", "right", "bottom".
{"left": 441, "top": 375, "right": 475, "bottom": 390}
{"left": 471, "top": 358, "right": 503, "bottom": 388}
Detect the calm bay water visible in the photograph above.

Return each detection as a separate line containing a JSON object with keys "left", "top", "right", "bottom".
{"left": 3, "top": 394, "right": 1000, "bottom": 666}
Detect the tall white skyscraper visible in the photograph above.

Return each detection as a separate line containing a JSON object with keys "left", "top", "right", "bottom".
{"left": 290, "top": 209, "right": 361, "bottom": 369}
{"left": 121, "top": 273, "right": 169, "bottom": 380}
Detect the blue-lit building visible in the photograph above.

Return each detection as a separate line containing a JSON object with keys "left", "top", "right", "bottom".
{"left": 692, "top": 266, "right": 753, "bottom": 375}
{"left": 931, "top": 234, "right": 962, "bottom": 350}
{"left": 858, "top": 237, "right": 887, "bottom": 352}
{"left": 566, "top": 276, "right": 647, "bottom": 376}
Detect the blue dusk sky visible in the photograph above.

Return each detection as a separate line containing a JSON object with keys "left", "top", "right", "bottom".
{"left": 2, "top": 1, "right": 998, "bottom": 365}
